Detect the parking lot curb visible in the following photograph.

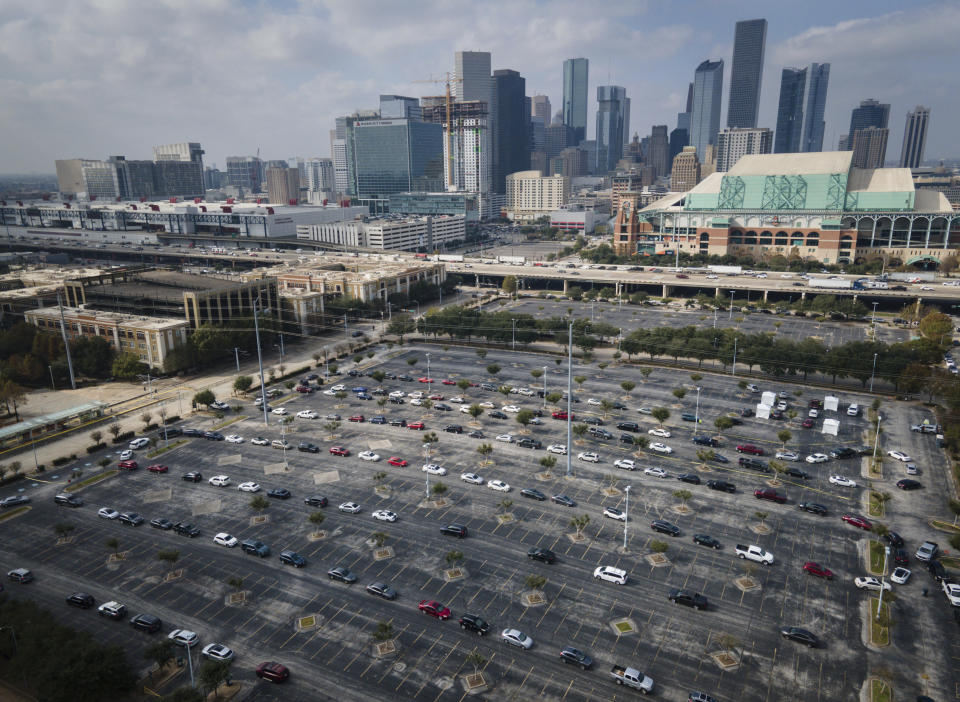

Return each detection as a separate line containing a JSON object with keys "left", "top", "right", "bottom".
{"left": 0, "top": 505, "right": 31, "bottom": 523}
{"left": 733, "top": 576, "right": 760, "bottom": 592}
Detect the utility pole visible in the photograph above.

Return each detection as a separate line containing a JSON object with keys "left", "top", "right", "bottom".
{"left": 253, "top": 297, "right": 269, "bottom": 426}
{"left": 56, "top": 292, "right": 76, "bottom": 390}
{"left": 623, "top": 485, "right": 631, "bottom": 550}
{"left": 234, "top": 347, "right": 240, "bottom": 373}
{"left": 566, "top": 322, "right": 573, "bottom": 478}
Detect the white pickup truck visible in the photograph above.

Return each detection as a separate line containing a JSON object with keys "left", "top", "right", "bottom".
{"left": 735, "top": 544, "right": 774, "bottom": 565}
{"left": 610, "top": 664, "right": 654, "bottom": 693}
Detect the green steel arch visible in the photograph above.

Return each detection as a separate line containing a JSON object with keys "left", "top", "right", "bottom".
{"left": 905, "top": 255, "right": 942, "bottom": 265}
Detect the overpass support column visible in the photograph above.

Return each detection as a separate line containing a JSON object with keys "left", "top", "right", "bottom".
{"left": 563, "top": 279, "right": 569, "bottom": 294}
{"left": 800, "top": 292, "right": 806, "bottom": 301}
{"left": 763, "top": 289, "right": 769, "bottom": 302}
{"left": 662, "top": 284, "right": 670, "bottom": 298}
{"left": 715, "top": 287, "right": 721, "bottom": 298}
{"left": 852, "top": 294, "right": 858, "bottom": 303}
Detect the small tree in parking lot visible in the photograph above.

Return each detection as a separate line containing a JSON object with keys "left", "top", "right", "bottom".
{"left": 477, "top": 443, "right": 493, "bottom": 461}
{"left": 530, "top": 369, "right": 544, "bottom": 381}
{"left": 652, "top": 407, "right": 670, "bottom": 426}
{"left": 768, "top": 460, "right": 786, "bottom": 485}
{"left": 308, "top": 511, "right": 325, "bottom": 535}
{"left": 53, "top": 523, "right": 75, "bottom": 542}
{"left": 672, "top": 388, "right": 687, "bottom": 400}
{"left": 572, "top": 423, "right": 588, "bottom": 440}
{"left": 407, "top": 357, "right": 418, "bottom": 367}
{"left": 486, "top": 364, "right": 500, "bottom": 377}
{"left": 371, "top": 532, "right": 388, "bottom": 548}
{"left": 145, "top": 639, "right": 176, "bottom": 673}
{"left": 89, "top": 430, "right": 103, "bottom": 445}
{"left": 640, "top": 367, "right": 652, "bottom": 382}
{"left": 649, "top": 540, "right": 669, "bottom": 554}
{"left": 476, "top": 349, "right": 487, "bottom": 360}
{"left": 754, "top": 511, "right": 769, "bottom": 529}
{"left": 373, "top": 621, "right": 394, "bottom": 642}
{"left": 574, "top": 375, "right": 586, "bottom": 390}
{"left": 457, "top": 379, "right": 471, "bottom": 393}
{"left": 108, "top": 422, "right": 122, "bottom": 441}
{"left": 600, "top": 399, "right": 615, "bottom": 419}
{"left": 431, "top": 481, "right": 448, "bottom": 497}
{"left": 249, "top": 495, "right": 269, "bottom": 516}
{"left": 199, "top": 659, "right": 232, "bottom": 699}
{"left": 498, "top": 385, "right": 512, "bottom": 400}
{"left": 777, "top": 429, "right": 792, "bottom": 447}
{"left": 632, "top": 435, "right": 649, "bottom": 451}
{"left": 106, "top": 537, "right": 121, "bottom": 558}
{"left": 498, "top": 499, "right": 513, "bottom": 514}
{"left": 525, "top": 574, "right": 547, "bottom": 591}
{"left": 468, "top": 404, "right": 483, "bottom": 419}
{"left": 193, "top": 390, "right": 215, "bottom": 408}
{"left": 422, "top": 431, "right": 438, "bottom": 445}
{"left": 227, "top": 577, "right": 244, "bottom": 594}
{"left": 373, "top": 471, "right": 387, "bottom": 486}
{"left": 156, "top": 548, "right": 180, "bottom": 573}
{"left": 714, "top": 416, "right": 734, "bottom": 432}
{"left": 465, "top": 651, "right": 487, "bottom": 677}
{"left": 569, "top": 514, "right": 590, "bottom": 538}
{"left": 516, "top": 410, "right": 534, "bottom": 427}
{"left": 539, "top": 455, "right": 556, "bottom": 470}
{"left": 673, "top": 490, "right": 692, "bottom": 510}
{"left": 620, "top": 381, "right": 636, "bottom": 398}
{"left": 546, "top": 391, "right": 563, "bottom": 406}
{"left": 445, "top": 550, "right": 464, "bottom": 568}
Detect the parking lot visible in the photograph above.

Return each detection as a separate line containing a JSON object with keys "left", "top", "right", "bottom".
{"left": 506, "top": 299, "right": 912, "bottom": 347}
{"left": 1, "top": 343, "right": 956, "bottom": 701}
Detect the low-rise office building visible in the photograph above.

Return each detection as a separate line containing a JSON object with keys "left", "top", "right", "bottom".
{"left": 505, "top": 171, "right": 569, "bottom": 221}
{"left": 296, "top": 215, "right": 465, "bottom": 251}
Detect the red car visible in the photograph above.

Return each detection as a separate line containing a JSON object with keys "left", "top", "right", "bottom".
{"left": 552, "top": 411, "right": 569, "bottom": 420}
{"left": 329, "top": 446, "right": 350, "bottom": 456}
{"left": 736, "top": 444, "right": 764, "bottom": 456}
{"left": 118, "top": 460, "right": 138, "bottom": 471}
{"left": 441, "top": 379, "right": 456, "bottom": 385}
{"left": 418, "top": 377, "right": 434, "bottom": 383}
{"left": 295, "top": 385, "right": 313, "bottom": 393}
{"left": 841, "top": 514, "right": 872, "bottom": 530}
{"left": 754, "top": 488, "right": 786, "bottom": 504}
{"left": 387, "top": 457, "right": 408, "bottom": 467}
{"left": 407, "top": 421, "right": 426, "bottom": 430}
{"left": 803, "top": 561, "right": 834, "bottom": 579}
{"left": 147, "top": 464, "right": 168, "bottom": 474}
{"left": 418, "top": 600, "right": 451, "bottom": 619}
{"left": 255, "top": 661, "right": 289, "bottom": 683}
{"left": 348, "top": 415, "right": 365, "bottom": 423}
{"left": 801, "top": 418, "right": 815, "bottom": 429}
{"left": 428, "top": 394, "right": 444, "bottom": 400}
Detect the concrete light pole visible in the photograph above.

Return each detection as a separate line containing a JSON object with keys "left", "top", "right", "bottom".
{"left": 622, "top": 485, "right": 631, "bottom": 550}
{"left": 566, "top": 323, "right": 573, "bottom": 478}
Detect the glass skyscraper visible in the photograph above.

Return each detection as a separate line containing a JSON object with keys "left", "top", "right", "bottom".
{"left": 492, "top": 69, "right": 530, "bottom": 193}
{"left": 595, "top": 85, "right": 629, "bottom": 174}
{"left": 774, "top": 63, "right": 830, "bottom": 154}
{"left": 689, "top": 60, "right": 723, "bottom": 161}
{"left": 350, "top": 119, "right": 443, "bottom": 198}
{"left": 846, "top": 98, "right": 890, "bottom": 149}
{"left": 899, "top": 106, "right": 930, "bottom": 168}
{"left": 727, "top": 19, "right": 767, "bottom": 129}
{"left": 799, "top": 63, "right": 830, "bottom": 153}
{"left": 562, "top": 58, "right": 589, "bottom": 144}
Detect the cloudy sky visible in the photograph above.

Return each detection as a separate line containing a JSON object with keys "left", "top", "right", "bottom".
{"left": 2, "top": 0, "right": 957, "bottom": 173}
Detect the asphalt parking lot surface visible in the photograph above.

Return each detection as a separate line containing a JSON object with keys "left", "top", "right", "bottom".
{"left": 506, "top": 299, "right": 911, "bottom": 346}
{"left": 1, "top": 344, "right": 956, "bottom": 701}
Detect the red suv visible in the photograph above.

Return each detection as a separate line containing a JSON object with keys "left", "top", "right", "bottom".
{"left": 736, "top": 444, "right": 764, "bottom": 456}
{"left": 255, "top": 661, "right": 289, "bottom": 683}
{"left": 552, "top": 411, "right": 569, "bottom": 420}
{"left": 418, "top": 600, "right": 451, "bottom": 619}
{"left": 118, "top": 460, "right": 138, "bottom": 471}
{"left": 147, "top": 464, "right": 168, "bottom": 474}
{"left": 754, "top": 488, "right": 786, "bottom": 504}
{"left": 802, "top": 561, "right": 834, "bottom": 579}
{"left": 841, "top": 514, "right": 872, "bottom": 530}
{"left": 329, "top": 446, "right": 350, "bottom": 456}
{"left": 348, "top": 415, "right": 364, "bottom": 422}
{"left": 407, "top": 421, "right": 426, "bottom": 430}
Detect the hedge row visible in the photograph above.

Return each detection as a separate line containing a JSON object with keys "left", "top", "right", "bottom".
{"left": 86, "top": 443, "right": 107, "bottom": 454}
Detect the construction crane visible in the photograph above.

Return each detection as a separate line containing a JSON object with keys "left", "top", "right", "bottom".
{"left": 413, "top": 72, "right": 463, "bottom": 189}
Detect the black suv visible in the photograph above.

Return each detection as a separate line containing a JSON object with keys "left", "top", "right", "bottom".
{"left": 241, "top": 540, "right": 271, "bottom": 557}
{"left": 129, "top": 613, "right": 162, "bottom": 633}
{"left": 517, "top": 437, "right": 542, "bottom": 449}
{"left": 174, "top": 522, "right": 200, "bottom": 538}
{"left": 521, "top": 488, "right": 546, "bottom": 501}
{"left": 389, "top": 418, "right": 407, "bottom": 427}
{"left": 440, "top": 524, "right": 467, "bottom": 538}
{"left": 443, "top": 425, "right": 463, "bottom": 434}
{"left": 54, "top": 493, "right": 83, "bottom": 507}
{"left": 582, "top": 417, "right": 604, "bottom": 426}
{"left": 797, "top": 502, "right": 827, "bottom": 515}
{"left": 707, "top": 480, "right": 736, "bottom": 493}
{"left": 738, "top": 457, "right": 769, "bottom": 472}
{"left": 616, "top": 422, "right": 639, "bottom": 432}
{"left": 481, "top": 383, "right": 497, "bottom": 391}
{"left": 677, "top": 473, "right": 701, "bottom": 485}
{"left": 588, "top": 427, "right": 613, "bottom": 439}
{"left": 488, "top": 410, "right": 507, "bottom": 419}
{"left": 279, "top": 550, "right": 307, "bottom": 568}
{"left": 559, "top": 646, "right": 594, "bottom": 670}
{"left": 66, "top": 592, "right": 95, "bottom": 609}
{"left": 693, "top": 436, "right": 719, "bottom": 447}
{"left": 458, "top": 613, "right": 490, "bottom": 635}
{"left": 668, "top": 589, "right": 708, "bottom": 609}
{"left": 830, "top": 447, "right": 857, "bottom": 459}
{"left": 157, "top": 427, "right": 183, "bottom": 439}
{"left": 527, "top": 547, "right": 556, "bottom": 563}
{"left": 651, "top": 519, "right": 681, "bottom": 536}
{"left": 298, "top": 442, "right": 320, "bottom": 453}
{"left": 182, "top": 471, "right": 202, "bottom": 482}
{"left": 304, "top": 495, "right": 328, "bottom": 508}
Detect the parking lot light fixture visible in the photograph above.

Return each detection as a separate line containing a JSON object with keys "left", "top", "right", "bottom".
{"left": 694, "top": 387, "right": 702, "bottom": 436}
{"left": 877, "top": 546, "right": 890, "bottom": 619}
{"left": 426, "top": 353, "right": 431, "bottom": 383}
{"left": 566, "top": 322, "right": 573, "bottom": 478}
{"left": 869, "top": 353, "right": 878, "bottom": 393}
{"left": 542, "top": 366, "right": 548, "bottom": 409}
{"left": 871, "top": 414, "right": 883, "bottom": 460}
{"left": 253, "top": 296, "right": 269, "bottom": 427}
{"left": 623, "top": 485, "right": 631, "bottom": 550}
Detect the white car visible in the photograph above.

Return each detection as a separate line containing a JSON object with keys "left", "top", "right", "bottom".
{"left": 461, "top": 472, "right": 484, "bottom": 485}
{"left": 847, "top": 404, "right": 860, "bottom": 416}
{"left": 488, "top": 479, "right": 511, "bottom": 492}
{"left": 168, "top": 629, "right": 200, "bottom": 647}
{"left": 372, "top": 510, "right": 398, "bottom": 522}
{"left": 887, "top": 450, "right": 912, "bottom": 462}
{"left": 637, "top": 407, "right": 653, "bottom": 415}
{"left": 775, "top": 450, "right": 799, "bottom": 461}
{"left": 322, "top": 389, "right": 337, "bottom": 396}
{"left": 547, "top": 444, "right": 567, "bottom": 455}
{"left": 649, "top": 443, "right": 673, "bottom": 454}
{"left": 586, "top": 398, "right": 602, "bottom": 406}
{"left": 529, "top": 417, "right": 543, "bottom": 425}
{"left": 201, "top": 643, "right": 234, "bottom": 661}
{"left": 128, "top": 437, "right": 150, "bottom": 450}
{"left": 943, "top": 581, "right": 960, "bottom": 606}
{"left": 648, "top": 428, "right": 671, "bottom": 438}
{"left": 389, "top": 391, "right": 405, "bottom": 398}
{"left": 921, "top": 286, "right": 934, "bottom": 292}
{"left": 225, "top": 434, "right": 244, "bottom": 443}
{"left": 644, "top": 466, "right": 668, "bottom": 478}
{"left": 296, "top": 410, "right": 318, "bottom": 419}
{"left": 271, "top": 407, "right": 288, "bottom": 416}
{"left": 706, "top": 274, "right": 718, "bottom": 279}
{"left": 890, "top": 567, "right": 911, "bottom": 584}
{"left": 359, "top": 451, "right": 381, "bottom": 462}
{"left": 238, "top": 481, "right": 261, "bottom": 492}
{"left": 213, "top": 533, "right": 238, "bottom": 548}
{"left": 854, "top": 576, "right": 891, "bottom": 591}
{"left": 208, "top": 475, "right": 230, "bottom": 487}
{"left": 805, "top": 453, "right": 829, "bottom": 464}
{"left": 410, "top": 398, "right": 424, "bottom": 406}
{"left": 460, "top": 406, "right": 472, "bottom": 414}
{"left": 449, "top": 396, "right": 466, "bottom": 403}
{"left": 338, "top": 502, "right": 361, "bottom": 513}
{"left": 501, "top": 405, "right": 521, "bottom": 413}
{"left": 603, "top": 507, "right": 626, "bottom": 521}
{"left": 829, "top": 475, "right": 856, "bottom": 487}
{"left": 118, "top": 450, "right": 134, "bottom": 461}
{"left": 331, "top": 384, "right": 346, "bottom": 391}
{"left": 271, "top": 439, "right": 290, "bottom": 449}
{"left": 614, "top": 458, "right": 636, "bottom": 470}
{"left": 98, "top": 507, "right": 119, "bottom": 520}
{"left": 776, "top": 401, "right": 787, "bottom": 411}
{"left": 422, "top": 464, "right": 447, "bottom": 475}
{"left": 479, "top": 401, "right": 495, "bottom": 409}
{"left": 593, "top": 565, "right": 628, "bottom": 585}
{"left": 577, "top": 452, "right": 599, "bottom": 463}
{"left": 495, "top": 434, "right": 514, "bottom": 443}
{"left": 501, "top": 628, "right": 533, "bottom": 649}
{"left": 808, "top": 408, "right": 819, "bottom": 418}
{"left": 409, "top": 391, "right": 425, "bottom": 400}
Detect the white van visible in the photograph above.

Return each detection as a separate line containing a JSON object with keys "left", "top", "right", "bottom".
{"left": 746, "top": 384, "right": 760, "bottom": 393}
{"left": 128, "top": 437, "right": 150, "bottom": 450}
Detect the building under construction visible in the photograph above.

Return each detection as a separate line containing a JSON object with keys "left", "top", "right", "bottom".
{"left": 422, "top": 99, "right": 491, "bottom": 194}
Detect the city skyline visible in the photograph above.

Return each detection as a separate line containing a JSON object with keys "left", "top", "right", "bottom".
{"left": 1, "top": 0, "right": 957, "bottom": 173}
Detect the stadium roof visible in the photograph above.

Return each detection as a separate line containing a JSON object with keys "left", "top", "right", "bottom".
{"left": 728, "top": 151, "right": 853, "bottom": 176}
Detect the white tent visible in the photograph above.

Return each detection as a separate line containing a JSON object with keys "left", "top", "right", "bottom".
{"left": 756, "top": 404, "right": 771, "bottom": 420}
{"left": 822, "top": 418, "right": 839, "bottom": 436}
{"left": 761, "top": 391, "right": 777, "bottom": 408}
{"left": 824, "top": 396, "right": 839, "bottom": 412}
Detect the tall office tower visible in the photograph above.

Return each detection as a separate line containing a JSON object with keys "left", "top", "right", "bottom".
{"left": 532, "top": 95, "right": 551, "bottom": 122}
{"left": 595, "top": 85, "right": 629, "bottom": 174}
{"left": 455, "top": 51, "right": 492, "bottom": 102}
{"left": 225, "top": 156, "right": 264, "bottom": 193}
{"left": 530, "top": 116, "right": 546, "bottom": 152}
{"left": 553, "top": 109, "right": 563, "bottom": 125}
{"left": 304, "top": 158, "right": 335, "bottom": 194}
{"left": 545, "top": 123, "right": 574, "bottom": 159}
{"left": 837, "top": 134, "right": 849, "bottom": 151}
{"left": 850, "top": 127, "right": 889, "bottom": 169}
{"left": 562, "top": 58, "right": 589, "bottom": 144}
{"left": 727, "top": 19, "right": 767, "bottom": 128}
{"left": 669, "top": 127, "right": 689, "bottom": 165}
{"left": 647, "top": 125, "right": 670, "bottom": 180}
{"left": 266, "top": 167, "right": 301, "bottom": 204}
{"left": 152, "top": 142, "right": 205, "bottom": 196}
{"left": 846, "top": 99, "right": 890, "bottom": 148}
{"left": 380, "top": 95, "right": 422, "bottom": 120}
{"left": 799, "top": 63, "right": 830, "bottom": 153}
{"left": 153, "top": 142, "right": 204, "bottom": 167}
{"left": 491, "top": 69, "right": 530, "bottom": 193}
{"left": 899, "top": 106, "right": 930, "bottom": 168}
{"left": 689, "top": 60, "right": 724, "bottom": 161}
{"left": 670, "top": 146, "right": 701, "bottom": 191}
{"left": 774, "top": 63, "right": 830, "bottom": 153}
{"left": 676, "top": 82, "right": 694, "bottom": 133}
{"left": 423, "top": 100, "right": 491, "bottom": 192}
{"left": 715, "top": 127, "right": 773, "bottom": 171}
{"left": 350, "top": 118, "right": 443, "bottom": 197}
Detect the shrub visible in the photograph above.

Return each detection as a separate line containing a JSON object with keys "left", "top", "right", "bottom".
{"left": 86, "top": 443, "right": 108, "bottom": 454}
{"left": 164, "top": 415, "right": 181, "bottom": 424}
{"left": 52, "top": 456, "right": 72, "bottom": 467}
